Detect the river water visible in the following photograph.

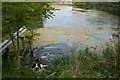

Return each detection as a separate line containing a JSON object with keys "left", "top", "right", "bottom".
{"left": 34, "top": 5, "right": 119, "bottom": 53}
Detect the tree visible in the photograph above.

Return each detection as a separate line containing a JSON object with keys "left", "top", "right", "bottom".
{"left": 2, "top": 2, "right": 56, "bottom": 64}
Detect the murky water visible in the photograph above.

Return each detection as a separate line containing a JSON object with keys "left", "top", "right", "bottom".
{"left": 34, "top": 5, "right": 119, "bottom": 53}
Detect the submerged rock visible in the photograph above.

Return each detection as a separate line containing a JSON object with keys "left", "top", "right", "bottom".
{"left": 33, "top": 42, "right": 71, "bottom": 65}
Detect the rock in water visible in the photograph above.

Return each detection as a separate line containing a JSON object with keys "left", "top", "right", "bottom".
{"left": 33, "top": 42, "right": 71, "bottom": 65}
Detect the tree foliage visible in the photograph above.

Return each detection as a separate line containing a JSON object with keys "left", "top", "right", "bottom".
{"left": 2, "top": 2, "right": 56, "bottom": 64}
{"left": 2, "top": 2, "right": 55, "bottom": 36}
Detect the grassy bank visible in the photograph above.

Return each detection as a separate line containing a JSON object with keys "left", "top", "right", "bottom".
{"left": 2, "top": 44, "right": 119, "bottom": 78}
{"left": 73, "top": 2, "right": 120, "bottom": 16}
{"left": 38, "top": 47, "right": 119, "bottom": 78}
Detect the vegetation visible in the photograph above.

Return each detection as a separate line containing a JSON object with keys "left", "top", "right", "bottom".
{"left": 2, "top": 43, "right": 119, "bottom": 78}
{"left": 2, "top": 2, "right": 56, "bottom": 65}
{"left": 73, "top": 2, "right": 120, "bottom": 16}
{"left": 2, "top": 2, "right": 120, "bottom": 79}
{"left": 2, "top": 2, "right": 55, "bottom": 40}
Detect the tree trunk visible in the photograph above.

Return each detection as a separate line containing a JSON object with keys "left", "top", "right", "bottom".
{"left": 17, "top": 30, "right": 20, "bottom": 64}
{"left": 8, "top": 25, "right": 17, "bottom": 54}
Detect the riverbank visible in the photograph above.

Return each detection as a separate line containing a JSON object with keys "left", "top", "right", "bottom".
{"left": 50, "top": 2, "right": 72, "bottom": 5}
{"left": 73, "top": 2, "right": 120, "bottom": 16}
{"left": 2, "top": 44, "right": 119, "bottom": 78}
{"left": 2, "top": 4, "right": 120, "bottom": 79}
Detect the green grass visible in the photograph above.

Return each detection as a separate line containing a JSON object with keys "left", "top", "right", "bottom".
{"left": 40, "top": 47, "right": 118, "bottom": 78}
{"left": 2, "top": 45, "right": 119, "bottom": 78}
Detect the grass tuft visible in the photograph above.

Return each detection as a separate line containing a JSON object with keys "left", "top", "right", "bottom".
{"left": 2, "top": 46, "right": 119, "bottom": 78}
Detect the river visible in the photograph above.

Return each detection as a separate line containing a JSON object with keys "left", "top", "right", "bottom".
{"left": 34, "top": 5, "right": 119, "bottom": 53}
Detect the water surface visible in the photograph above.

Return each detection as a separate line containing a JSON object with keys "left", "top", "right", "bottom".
{"left": 34, "top": 5, "right": 119, "bottom": 53}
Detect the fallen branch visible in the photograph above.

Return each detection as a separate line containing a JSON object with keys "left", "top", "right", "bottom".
{"left": 46, "top": 72, "right": 56, "bottom": 78}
